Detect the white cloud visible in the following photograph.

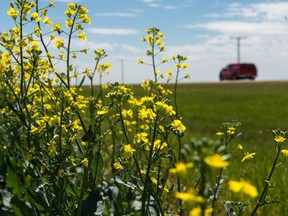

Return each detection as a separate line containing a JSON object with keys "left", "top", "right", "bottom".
{"left": 72, "top": 40, "right": 115, "bottom": 51}
{"left": 141, "top": 0, "right": 177, "bottom": 9}
{"left": 96, "top": 12, "right": 139, "bottom": 17}
{"left": 120, "top": 44, "right": 142, "bottom": 54}
{"left": 206, "top": 2, "right": 288, "bottom": 21}
{"left": 185, "top": 21, "right": 288, "bottom": 37}
{"left": 251, "top": 2, "right": 288, "bottom": 21}
{"left": 87, "top": 28, "right": 139, "bottom": 35}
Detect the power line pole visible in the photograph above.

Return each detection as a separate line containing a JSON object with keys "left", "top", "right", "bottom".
{"left": 118, "top": 59, "right": 126, "bottom": 84}
{"left": 231, "top": 36, "right": 246, "bottom": 63}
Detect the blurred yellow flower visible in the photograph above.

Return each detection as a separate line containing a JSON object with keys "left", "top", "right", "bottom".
{"left": 237, "top": 144, "right": 243, "bottom": 150}
{"left": 281, "top": 149, "right": 288, "bottom": 157}
{"left": 228, "top": 179, "right": 258, "bottom": 198}
{"left": 123, "top": 144, "right": 134, "bottom": 158}
{"left": 97, "top": 107, "right": 109, "bottom": 115}
{"left": 189, "top": 206, "right": 213, "bottom": 216}
{"left": 216, "top": 131, "right": 224, "bottom": 137}
{"left": 227, "top": 127, "right": 236, "bottom": 135}
{"left": 113, "top": 162, "right": 124, "bottom": 170}
{"left": 176, "top": 190, "right": 205, "bottom": 204}
{"left": 204, "top": 154, "right": 230, "bottom": 168}
{"left": 171, "top": 119, "right": 186, "bottom": 132}
{"left": 81, "top": 158, "right": 89, "bottom": 167}
{"left": 170, "top": 162, "right": 193, "bottom": 176}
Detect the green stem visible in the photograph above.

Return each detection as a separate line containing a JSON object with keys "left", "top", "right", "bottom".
{"left": 76, "top": 167, "right": 88, "bottom": 216}
{"left": 141, "top": 117, "right": 158, "bottom": 215}
{"left": 211, "top": 168, "right": 223, "bottom": 212}
{"left": 174, "top": 67, "right": 180, "bottom": 118}
{"left": 152, "top": 35, "right": 157, "bottom": 83}
{"left": 250, "top": 146, "right": 281, "bottom": 216}
{"left": 66, "top": 9, "right": 79, "bottom": 88}
{"left": 177, "top": 135, "right": 182, "bottom": 214}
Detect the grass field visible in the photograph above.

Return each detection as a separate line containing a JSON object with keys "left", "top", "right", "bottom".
{"left": 130, "top": 80, "right": 288, "bottom": 215}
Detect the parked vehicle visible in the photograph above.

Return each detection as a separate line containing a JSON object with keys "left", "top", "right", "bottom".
{"left": 219, "top": 63, "right": 257, "bottom": 80}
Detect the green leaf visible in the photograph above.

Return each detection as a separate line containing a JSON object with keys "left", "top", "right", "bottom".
{"left": 10, "top": 196, "right": 32, "bottom": 216}
{"left": 25, "top": 188, "right": 47, "bottom": 211}
{"left": 115, "top": 176, "right": 137, "bottom": 190}
{"left": 77, "top": 76, "right": 86, "bottom": 90}
{"left": 6, "top": 164, "right": 23, "bottom": 198}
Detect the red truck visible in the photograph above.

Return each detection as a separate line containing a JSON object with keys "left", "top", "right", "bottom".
{"left": 219, "top": 63, "right": 257, "bottom": 80}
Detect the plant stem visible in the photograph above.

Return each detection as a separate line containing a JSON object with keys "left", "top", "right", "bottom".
{"left": 211, "top": 168, "right": 223, "bottom": 212}
{"left": 250, "top": 146, "right": 281, "bottom": 216}
{"left": 174, "top": 68, "right": 180, "bottom": 118}
{"left": 141, "top": 117, "right": 158, "bottom": 215}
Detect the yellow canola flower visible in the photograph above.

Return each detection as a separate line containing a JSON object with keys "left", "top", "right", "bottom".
{"left": 175, "top": 190, "right": 205, "bottom": 204}
{"left": 227, "top": 127, "right": 236, "bottom": 135}
{"left": 241, "top": 152, "right": 256, "bottom": 162}
{"left": 123, "top": 144, "right": 135, "bottom": 158}
{"left": 237, "top": 144, "right": 243, "bottom": 150}
{"left": 53, "top": 38, "right": 64, "bottom": 49}
{"left": 65, "top": 8, "right": 75, "bottom": 17}
{"left": 184, "top": 73, "right": 191, "bottom": 79}
{"left": 274, "top": 136, "right": 286, "bottom": 143}
{"left": 68, "top": 3, "right": 77, "bottom": 9}
{"left": 216, "top": 131, "right": 224, "bottom": 137}
{"left": 31, "top": 12, "right": 41, "bottom": 22}
{"left": 49, "top": 2, "right": 55, "bottom": 7}
{"left": 65, "top": 19, "right": 73, "bottom": 28}
{"left": 171, "top": 119, "right": 186, "bottom": 132}
{"left": 78, "top": 14, "right": 91, "bottom": 24}
{"left": 7, "top": 8, "right": 18, "bottom": 19}
{"left": 52, "top": 23, "right": 62, "bottom": 32}
{"left": 113, "top": 162, "right": 124, "bottom": 170}
{"left": 150, "top": 177, "right": 169, "bottom": 193}
{"left": 204, "top": 154, "right": 230, "bottom": 168}
{"left": 170, "top": 162, "right": 193, "bottom": 176}
{"left": 43, "top": 16, "right": 53, "bottom": 26}
{"left": 228, "top": 179, "right": 258, "bottom": 198}
{"left": 81, "top": 158, "right": 89, "bottom": 167}
{"left": 281, "top": 149, "right": 288, "bottom": 157}
{"left": 189, "top": 206, "right": 213, "bottom": 216}
{"left": 153, "top": 139, "right": 167, "bottom": 150}
{"left": 97, "top": 107, "right": 109, "bottom": 115}
{"left": 135, "top": 132, "right": 149, "bottom": 143}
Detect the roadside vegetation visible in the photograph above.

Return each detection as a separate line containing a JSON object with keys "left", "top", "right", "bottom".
{"left": 0, "top": 1, "right": 288, "bottom": 215}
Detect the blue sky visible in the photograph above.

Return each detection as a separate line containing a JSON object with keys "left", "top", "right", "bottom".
{"left": 1, "top": 0, "right": 288, "bottom": 84}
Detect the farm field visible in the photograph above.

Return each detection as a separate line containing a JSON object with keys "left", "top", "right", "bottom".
{"left": 128, "top": 80, "right": 288, "bottom": 215}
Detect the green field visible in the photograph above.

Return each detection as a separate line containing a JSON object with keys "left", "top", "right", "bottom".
{"left": 131, "top": 80, "right": 288, "bottom": 215}
{"left": 173, "top": 81, "right": 288, "bottom": 147}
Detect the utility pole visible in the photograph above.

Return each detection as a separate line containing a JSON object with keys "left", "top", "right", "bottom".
{"left": 118, "top": 59, "right": 126, "bottom": 84}
{"left": 231, "top": 36, "right": 246, "bottom": 63}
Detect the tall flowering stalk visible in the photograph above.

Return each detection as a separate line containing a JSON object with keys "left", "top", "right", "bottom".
{"left": 250, "top": 129, "right": 287, "bottom": 215}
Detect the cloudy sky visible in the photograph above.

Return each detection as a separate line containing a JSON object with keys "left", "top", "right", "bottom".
{"left": 1, "top": 0, "right": 288, "bottom": 84}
